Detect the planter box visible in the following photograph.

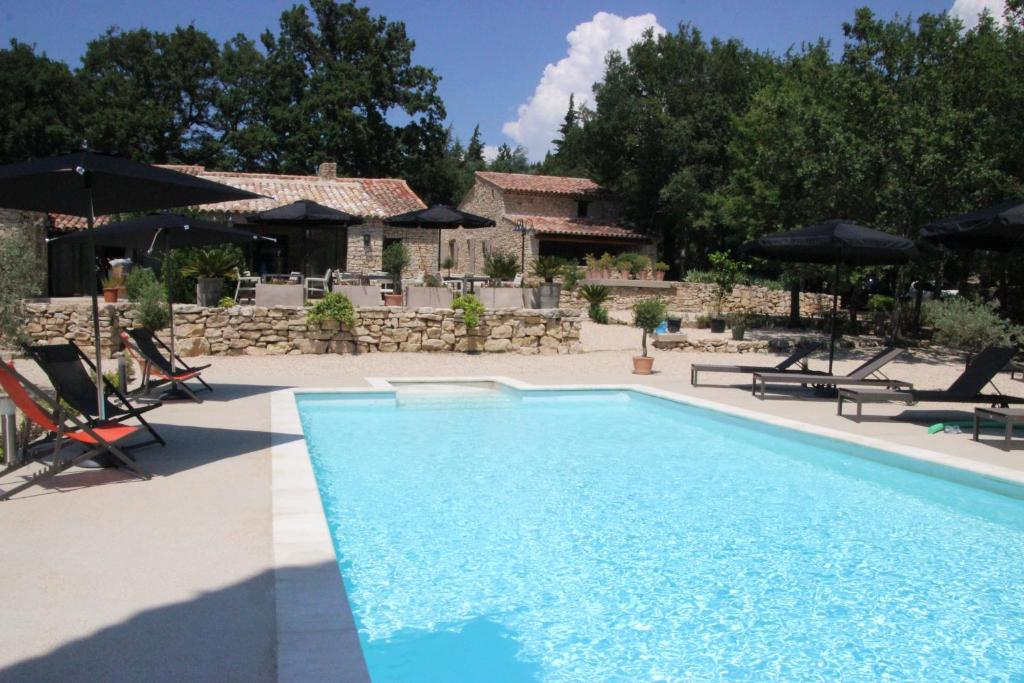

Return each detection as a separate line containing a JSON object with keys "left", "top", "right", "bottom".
{"left": 255, "top": 282, "right": 304, "bottom": 307}
{"left": 476, "top": 287, "right": 536, "bottom": 309}
{"left": 332, "top": 285, "right": 383, "bottom": 308}
{"left": 405, "top": 286, "right": 453, "bottom": 309}
{"left": 537, "top": 283, "right": 562, "bottom": 309}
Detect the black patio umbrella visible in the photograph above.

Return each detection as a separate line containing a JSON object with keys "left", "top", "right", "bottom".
{"left": 247, "top": 199, "right": 362, "bottom": 277}
{"left": 921, "top": 199, "right": 1024, "bottom": 252}
{"left": 383, "top": 205, "right": 495, "bottom": 271}
{"left": 0, "top": 150, "right": 262, "bottom": 415}
{"left": 741, "top": 219, "right": 923, "bottom": 373}
{"left": 49, "top": 214, "right": 274, "bottom": 401}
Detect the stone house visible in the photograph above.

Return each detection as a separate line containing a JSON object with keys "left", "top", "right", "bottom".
{"left": 42, "top": 162, "right": 429, "bottom": 295}
{"left": 447, "top": 171, "right": 654, "bottom": 274}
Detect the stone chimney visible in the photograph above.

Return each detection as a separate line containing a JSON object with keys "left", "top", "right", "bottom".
{"left": 317, "top": 162, "right": 337, "bottom": 179}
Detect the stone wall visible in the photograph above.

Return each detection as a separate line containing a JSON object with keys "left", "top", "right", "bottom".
{"left": 343, "top": 222, "right": 437, "bottom": 276}
{"left": 20, "top": 301, "right": 582, "bottom": 357}
{"left": 561, "top": 280, "right": 833, "bottom": 317}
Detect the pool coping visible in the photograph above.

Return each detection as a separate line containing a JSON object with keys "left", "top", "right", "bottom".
{"left": 270, "top": 376, "right": 1024, "bottom": 680}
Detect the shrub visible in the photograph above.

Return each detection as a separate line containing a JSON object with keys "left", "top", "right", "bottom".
{"left": 165, "top": 245, "right": 244, "bottom": 303}
{"left": 133, "top": 276, "right": 170, "bottom": 331}
{"left": 0, "top": 229, "right": 43, "bottom": 346}
{"left": 424, "top": 273, "right": 443, "bottom": 287}
{"left": 579, "top": 283, "right": 612, "bottom": 307}
{"left": 217, "top": 296, "right": 236, "bottom": 308}
{"left": 867, "top": 294, "right": 895, "bottom": 313}
{"left": 530, "top": 255, "right": 566, "bottom": 283}
{"left": 561, "top": 264, "right": 582, "bottom": 291}
{"left": 695, "top": 314, "right": 712, "bottom": 329}
{"left": 483, "top": 249, "right": 520, "bottom": 283}
{"left": 306, "top": 292, "right": 356, "bottom": 328}
{"left": 588, "top": 303, "right": 609, "bottom": 324}
{"left": 452, "top": 293, "right": 485, "bottom": 329}
{"left": 922, "top": 298, "right": 1022, "bottom": 353}
{"left": 100, "top": 273, "right": 124, "bottom": 290}
{"left": 745, "top": 277, "right": 785, "bottom": 291}
{"left": 632, "top": 297, "right": 667, "bottom": 357}
{"left": 684, "top": 269, "right": 714, "bottom": 284}
{"left": 126, "top": 267, "right": 159, "bottom": 300}
{"left": 655, "top": 261, "right": 670, "bottom": 272}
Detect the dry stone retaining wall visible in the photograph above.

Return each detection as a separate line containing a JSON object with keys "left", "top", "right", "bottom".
{"left": 20, "top": 301, "right": 582, "bottom": 358}
{"left": 561, "top": 281, "right": 833, "bottom": 317}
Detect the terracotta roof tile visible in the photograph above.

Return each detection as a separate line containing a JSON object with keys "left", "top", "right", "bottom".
{"left": 505, "top": 214, "right": 649, "bottom": 241}
{"left": 49, "top": 165, "right": 426, "bottom": 231}
{"left": 476, "top": 171, "right": 605, "bottom": 197}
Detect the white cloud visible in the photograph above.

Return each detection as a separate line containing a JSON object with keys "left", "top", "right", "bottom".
{"left": 949, "top": 0, "right": 1006, "bottom": 27}
{"left": 482, "top": 144, "right": 499, "bottom": 163}
{"left": 502, "top": 12, "right": 665, "bottom": 161}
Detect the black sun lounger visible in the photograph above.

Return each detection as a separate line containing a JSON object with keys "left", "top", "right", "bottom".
{"left": 690, "top": 341, "right": 822, "bottom": 386}
{"left": 121, "top": 328, "right": 212, "bottom": 402}
{"left": 752, "top": 346, "right": 910, "bottom": 400}
{"left": 27, "top": 343, "right": 165, "bottom": 449}
{"left": 837, "top": 345, "right": 1024, "bottom": 421}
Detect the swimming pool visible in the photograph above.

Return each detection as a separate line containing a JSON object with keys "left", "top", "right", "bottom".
{"left": 296, "top": 383, "right": 1024, "bottom": 681}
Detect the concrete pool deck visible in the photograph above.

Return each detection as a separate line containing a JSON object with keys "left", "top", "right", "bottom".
{"left": 2, "top": 333, "right": 1023, "bottom": 681}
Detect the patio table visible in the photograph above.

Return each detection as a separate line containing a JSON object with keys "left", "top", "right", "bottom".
{"left": 973, "top": 407, "right": 1024, "bottom": 450}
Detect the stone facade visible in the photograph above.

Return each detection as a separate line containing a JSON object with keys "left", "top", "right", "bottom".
{"left": 560, "top": 281, "right": 833, "bottom": 317}
{"left": 19, "top": 301, "right": 582, "bottom": 358}
{"left": 451, "top": 173, "right": 655, "bottom": 273}
{"left": 344, "top": 223, "right": 439, "bottom": 276}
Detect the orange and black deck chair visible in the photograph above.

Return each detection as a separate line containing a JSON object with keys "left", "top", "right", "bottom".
{"left": 27, "top": 343, "right": 165, "bottom": 449}
{"left": 120, "top": 328, "right": 212, "bottom": 402}
{"left": 0, "top": 362, "right": 150, "bottom": 502}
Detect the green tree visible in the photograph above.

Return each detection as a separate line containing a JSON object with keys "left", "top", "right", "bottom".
{"left": 0, "top": 40, "right": 81, "bottom": 163}
{"left": 78, "top": 26, "right": 221, "bottom": 163}
{"left": 489, "top": 143, "right": 532, "bottom": 173}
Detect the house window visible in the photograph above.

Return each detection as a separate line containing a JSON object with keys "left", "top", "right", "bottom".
{"left": 447, "top": 239, "right": 457, "bottom": 267}
{"left": 383, "top": 237, "right": 402, "bottom": 252}
{"left": 577, "top": 201, "right": 590, "bottom": 218}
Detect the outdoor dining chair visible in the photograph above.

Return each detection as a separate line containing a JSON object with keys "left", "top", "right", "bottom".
{"left": 305, "top": 269, "right": 332, "bottom": 300}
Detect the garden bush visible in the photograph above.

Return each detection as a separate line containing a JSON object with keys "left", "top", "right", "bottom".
{"left": 452, "top": 293, "right": 485, "bottom": 328}
{"left": 922, "top": 298, "right": 1022, "bottom": 353}
{"left": 0, "top": 229, "right": 43, "bottom": 346}
{"left": 307, "top": 292, "right": 356, "bottom": 328}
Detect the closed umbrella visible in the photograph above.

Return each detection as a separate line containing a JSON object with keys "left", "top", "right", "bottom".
{"left": 921, "top": 199, "right": 1024, "bottom": 252}
{"left": 740, "top": 219, "right": 924, "bottom": 373}
{"left": 49, "top": 214, "right": 274, "bottom": 400}
{"left": 248, "top": 200, "right": 362, "bottom": 277}
{"left": 383, "top": 205, "right": 495, "bottom": 271}
{"left": 0, "top": 150, "right": 262, "bottom": 415}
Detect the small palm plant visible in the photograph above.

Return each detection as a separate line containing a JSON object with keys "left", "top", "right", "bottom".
{"left": 579, "top": 283, "right": 612, "bottom": 323}
{"left": 483, "top": 249, "right": 520, "bottom": 284}
{"left": 530, "top": 256, "right": 567, "bottom": 283}
{"left": 180, "top": 247, "right": 241, "bottom": 279}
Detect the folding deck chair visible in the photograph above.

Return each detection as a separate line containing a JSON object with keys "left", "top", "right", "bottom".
{"left": 690, "top": 341, "right": 822, "bottom": 386}
{"left": 26, "top": 343, "right": 165, "bottom": 448}
{"left": 0, "top": 362, "right": 149, "bottom": 502}
{"left": 837, "top": 345, "right": 1024, "bottom": 421}
{"left": 120, "top": 328, "right": 212, "bottom": 402}
{"left": 751, "top": 346, "right": 911, "bottom": 400}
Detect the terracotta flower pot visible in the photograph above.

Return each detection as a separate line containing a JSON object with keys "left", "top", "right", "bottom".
{"left": 383, "top": 293, "right": 404, "bottom": 307}
{"left": 655, "top": 271, "right": 665, "bottom": 281}
{"left": 102, "top": 288, "right": 119, "bottom": 303}
{"left": 632, "top": 355, "right": 654, "bottom": 374}
{"left": 619, "top": 269, "right": 631, "bottom": 280}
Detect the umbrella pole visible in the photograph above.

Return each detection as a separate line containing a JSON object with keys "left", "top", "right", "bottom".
{"left": 86, "top": 188, "right": 105, "bottom": 420}
{"left": 159, "top": 236, "right": 188, "bottom": 401}
{"left": 437, "top": 229, "right": 442, "bottom": 273}
{"left": 827, "top": 262, "right": 840, "bottom": 375}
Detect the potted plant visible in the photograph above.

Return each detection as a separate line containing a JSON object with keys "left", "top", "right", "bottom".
{"left": 531, "top": 255, "right": 566, "bottom": 308}
{"left": 614, "top": 253, "right": 633, "bottom": 279}
{"left": 101, "top": 273, "right": 123, "bottom": 302}
{"left": 727, "top": 310, "right": 752, "bottom": 340}
{"left": 584, "top": 254, "right": 600, "bottom": 280}
{"left": 708, "top": 251, "right": 748, "bottom": 333}
{"left": 441, "top": 256, "right": 455, "bottom": 277}
{"left": 483, "top": 249, "right": 520, "bottom": 285}
{"left": 666, "top": 312, "right": 682, "bottom": 333}
{"left": 632, "top": 297, "right": 666, "bottom": 374}
{"left": 181, "top": 247, "right": 240, "bottom": 307}
{"left": 654, "top": 262, "right": 669, "bottom": 281}
{"left": 598, "top": 252, "right": 615, "bottom": 279}
{"left": 382, "top": 242, "right": 410, "bottom": 306}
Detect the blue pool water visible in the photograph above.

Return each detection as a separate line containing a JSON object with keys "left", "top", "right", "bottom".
{"left": 297, "top": 386, "right": 1024, "bottom": 681}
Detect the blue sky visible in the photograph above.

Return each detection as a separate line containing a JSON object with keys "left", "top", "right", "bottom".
{"left": 0, "top": 0, "right": 1002, "bottom": 161}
